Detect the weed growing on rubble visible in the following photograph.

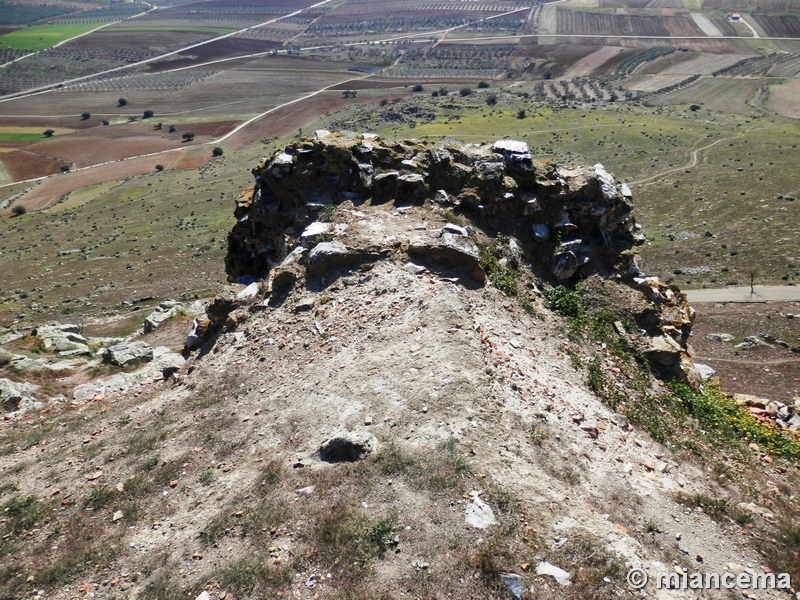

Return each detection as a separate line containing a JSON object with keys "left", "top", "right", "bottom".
{"left": 668, "top": 381, "right": 800, "bottom": 461}
{"left": 479, "top": 243, "right": 517, "bottom": 296}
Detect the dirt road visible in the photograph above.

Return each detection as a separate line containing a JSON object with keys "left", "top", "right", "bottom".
{"left": 686, "top": 286, "right": 800, "bottom": 303}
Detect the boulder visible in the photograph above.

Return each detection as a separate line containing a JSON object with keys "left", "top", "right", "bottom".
{"left": 408, "top": 233, "right": 484, "bottom": 280}
{"left": 73, "top": 381, "right": 105, "bottom": 403}
{"left": 1, "top": 378, "right": 38, "bottom": 412}
{"left": 300, "top": 222, "right": 332, "bottom": 248}
{"left": 307, "top": 241, "right": 354, "bottom": 276}
{"left": 532, "top": 223, "right": 549, "bottom": 242}
{"left": 104, "top": 341, "right": 153, "bottom": 368}
{"left": 644, "top": 335, "right": 683, "bottom": 367}
{"left": 694, "top": 363, "right": 716, "bottom": 380}
{"left": 552, "top": 251, "right": 578, "bottom": 280}
{"left": 34, "top": 322, "right": 88, "bottom": 352}
{"left": 143, "top": 300, "right": 184, "bottom": 334}
{"left": 319, "top": 432, "right": 378, "bottom": 463}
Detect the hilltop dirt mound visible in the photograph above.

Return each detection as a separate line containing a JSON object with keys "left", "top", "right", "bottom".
{"left": 0, "top": 133, "right": 796, "bottom": 600}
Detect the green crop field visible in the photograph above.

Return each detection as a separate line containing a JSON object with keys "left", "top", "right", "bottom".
{"left": 0, "top": 133, "right": 44, "bottom": 143}
{"left": 0, "top": 22, "right": 112, "bottom": 51}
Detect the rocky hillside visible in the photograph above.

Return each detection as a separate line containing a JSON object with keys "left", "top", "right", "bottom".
{"left": 0, "top": 133, "right": 798, "bottom": 600}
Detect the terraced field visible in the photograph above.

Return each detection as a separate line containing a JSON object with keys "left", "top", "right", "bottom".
{"left": 750, "top": 14, "right": 800, "bottom": 38}
{"left": 649, "top": 76, "right": 762, "bottom": 114}
{"left": 556, "top": 9, "right": 704, "bottom": 37}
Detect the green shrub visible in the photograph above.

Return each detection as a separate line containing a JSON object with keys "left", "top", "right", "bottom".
{"left": 543, "top": 286, "right": 585, "bottom": 323}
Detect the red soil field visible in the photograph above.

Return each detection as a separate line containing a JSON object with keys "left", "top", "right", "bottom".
{"left": 223, "top": 90, "right": 412, "bottom": 150}
{"left": 1, "top": 150, "right": 63, "bottom": 181}
{"left": 27, "top": 136, "right": 186, "bottom": 169}
{"left": 4, "top": 149, "right": 211, "bottom": 214}
{"left": 180, "top": 121, "right": 241, "bottom": 137}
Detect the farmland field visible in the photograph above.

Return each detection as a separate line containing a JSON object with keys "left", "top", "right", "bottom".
{"left": 560, "top": 45, "right": 624, "bottom": 78}
{"left": 701, "top": 0, "right": 797, "bottom": 10}
{"left": 656, "top": 52, "right": 754, "bottom": 75}
{"left": 622, "top": 73, "right": 690, "bottom": 91}
{"left": 556, "top": 9, "right": 705, "bottom": 37}
{"left": 768, "top": 78, "right": 800, "bottom": 119}
{"left": 648, "top": 76, "right": 762, "bottom": 114}
{"left": 0, "top": 22, "right": 112, "bottom": 52}
{"left": 749, "top": 14, "right": 800, "bottom": 38}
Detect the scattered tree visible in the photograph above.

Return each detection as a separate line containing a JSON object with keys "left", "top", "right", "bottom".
{"left": 11, "top": 205, "right": 26, "bottom": 216}
{"left": 517, "top": 108, "right": 526, "bottom": 119}
{"left": 342, "top": 90, "right": 358, "bottom": 98}
{"left": 142, "top": 109, "right": 154, "bottom": 119}
{"left": 438, "top": 87, "right": 449, "bottom": 96}
{"left": 117, "top": 97, "right": 127, "bottom": 107}
{"left": 485, "top": 93, "right": 498, "bottom": 106}
{"left": 182, "top": 132, "right": 195, "bottom": 142}
{"left": 543, "top": 71, "right": 553, "bottom": 80}
{"left": 689, "top": 104, "right": 701, "bottom": 112}
{"left": 412, "top": 83, "right": 424, "bottom": 92}
{"left": 477, "top": 80, "right": 490, "bottom": 88}
{"left": 60, "top": 164, "right": 71, "bottom": 172}
{"left": 379, "top": 98, "right": 388, "bottom": 106}
{"left": 155, "top": 164, "right": 164, "bottom": 171}
{"left": 101, "top": 120, "right": 109, "bottom": 126}
{"left": 431, "top": 91, "right": 439, "bottom": 97}
{"left": 80, "top": 112, "right": 90, "bottom": 120}
{"left": 154, "top": 122, "right": 163, "bottom": 130}
{"left": 43, "top": 129, "right": 55, "bottom": 137}
{"left": 459, "top": 87, "right": 473, "bottom": 97}
{"left": 212, "top": 146, "right": 223, "bottom": 157}
{"left": 168, "top": 125, "right": 176, "bottom": 133}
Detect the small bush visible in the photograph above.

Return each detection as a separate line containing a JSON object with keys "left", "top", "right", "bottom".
{"left": 477, "top": 80, "right": 490, "bottom": 88}
{"left": 320, "top": 203, "right": 337, "bottom": 222}
{"left": 543, "top": 286, "right": 585, "bottom": 322}
{"left": 517, "top": 108, "right": 526, "bottom": 119}
{"left": 459, "top": 87, "right": 473, "bottom": 97}
{"left": 59, "top": 164, "right": 71, "bottom": 172}
{"left": 412, "top": 83, "right": 424, "bottom": 92}
{"left": 485, "top": 93, "right": 497, "bottom": 106}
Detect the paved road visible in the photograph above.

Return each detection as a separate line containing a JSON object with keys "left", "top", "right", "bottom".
{"left": 686, "top": 286, "right": 800, "bottom": 303}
